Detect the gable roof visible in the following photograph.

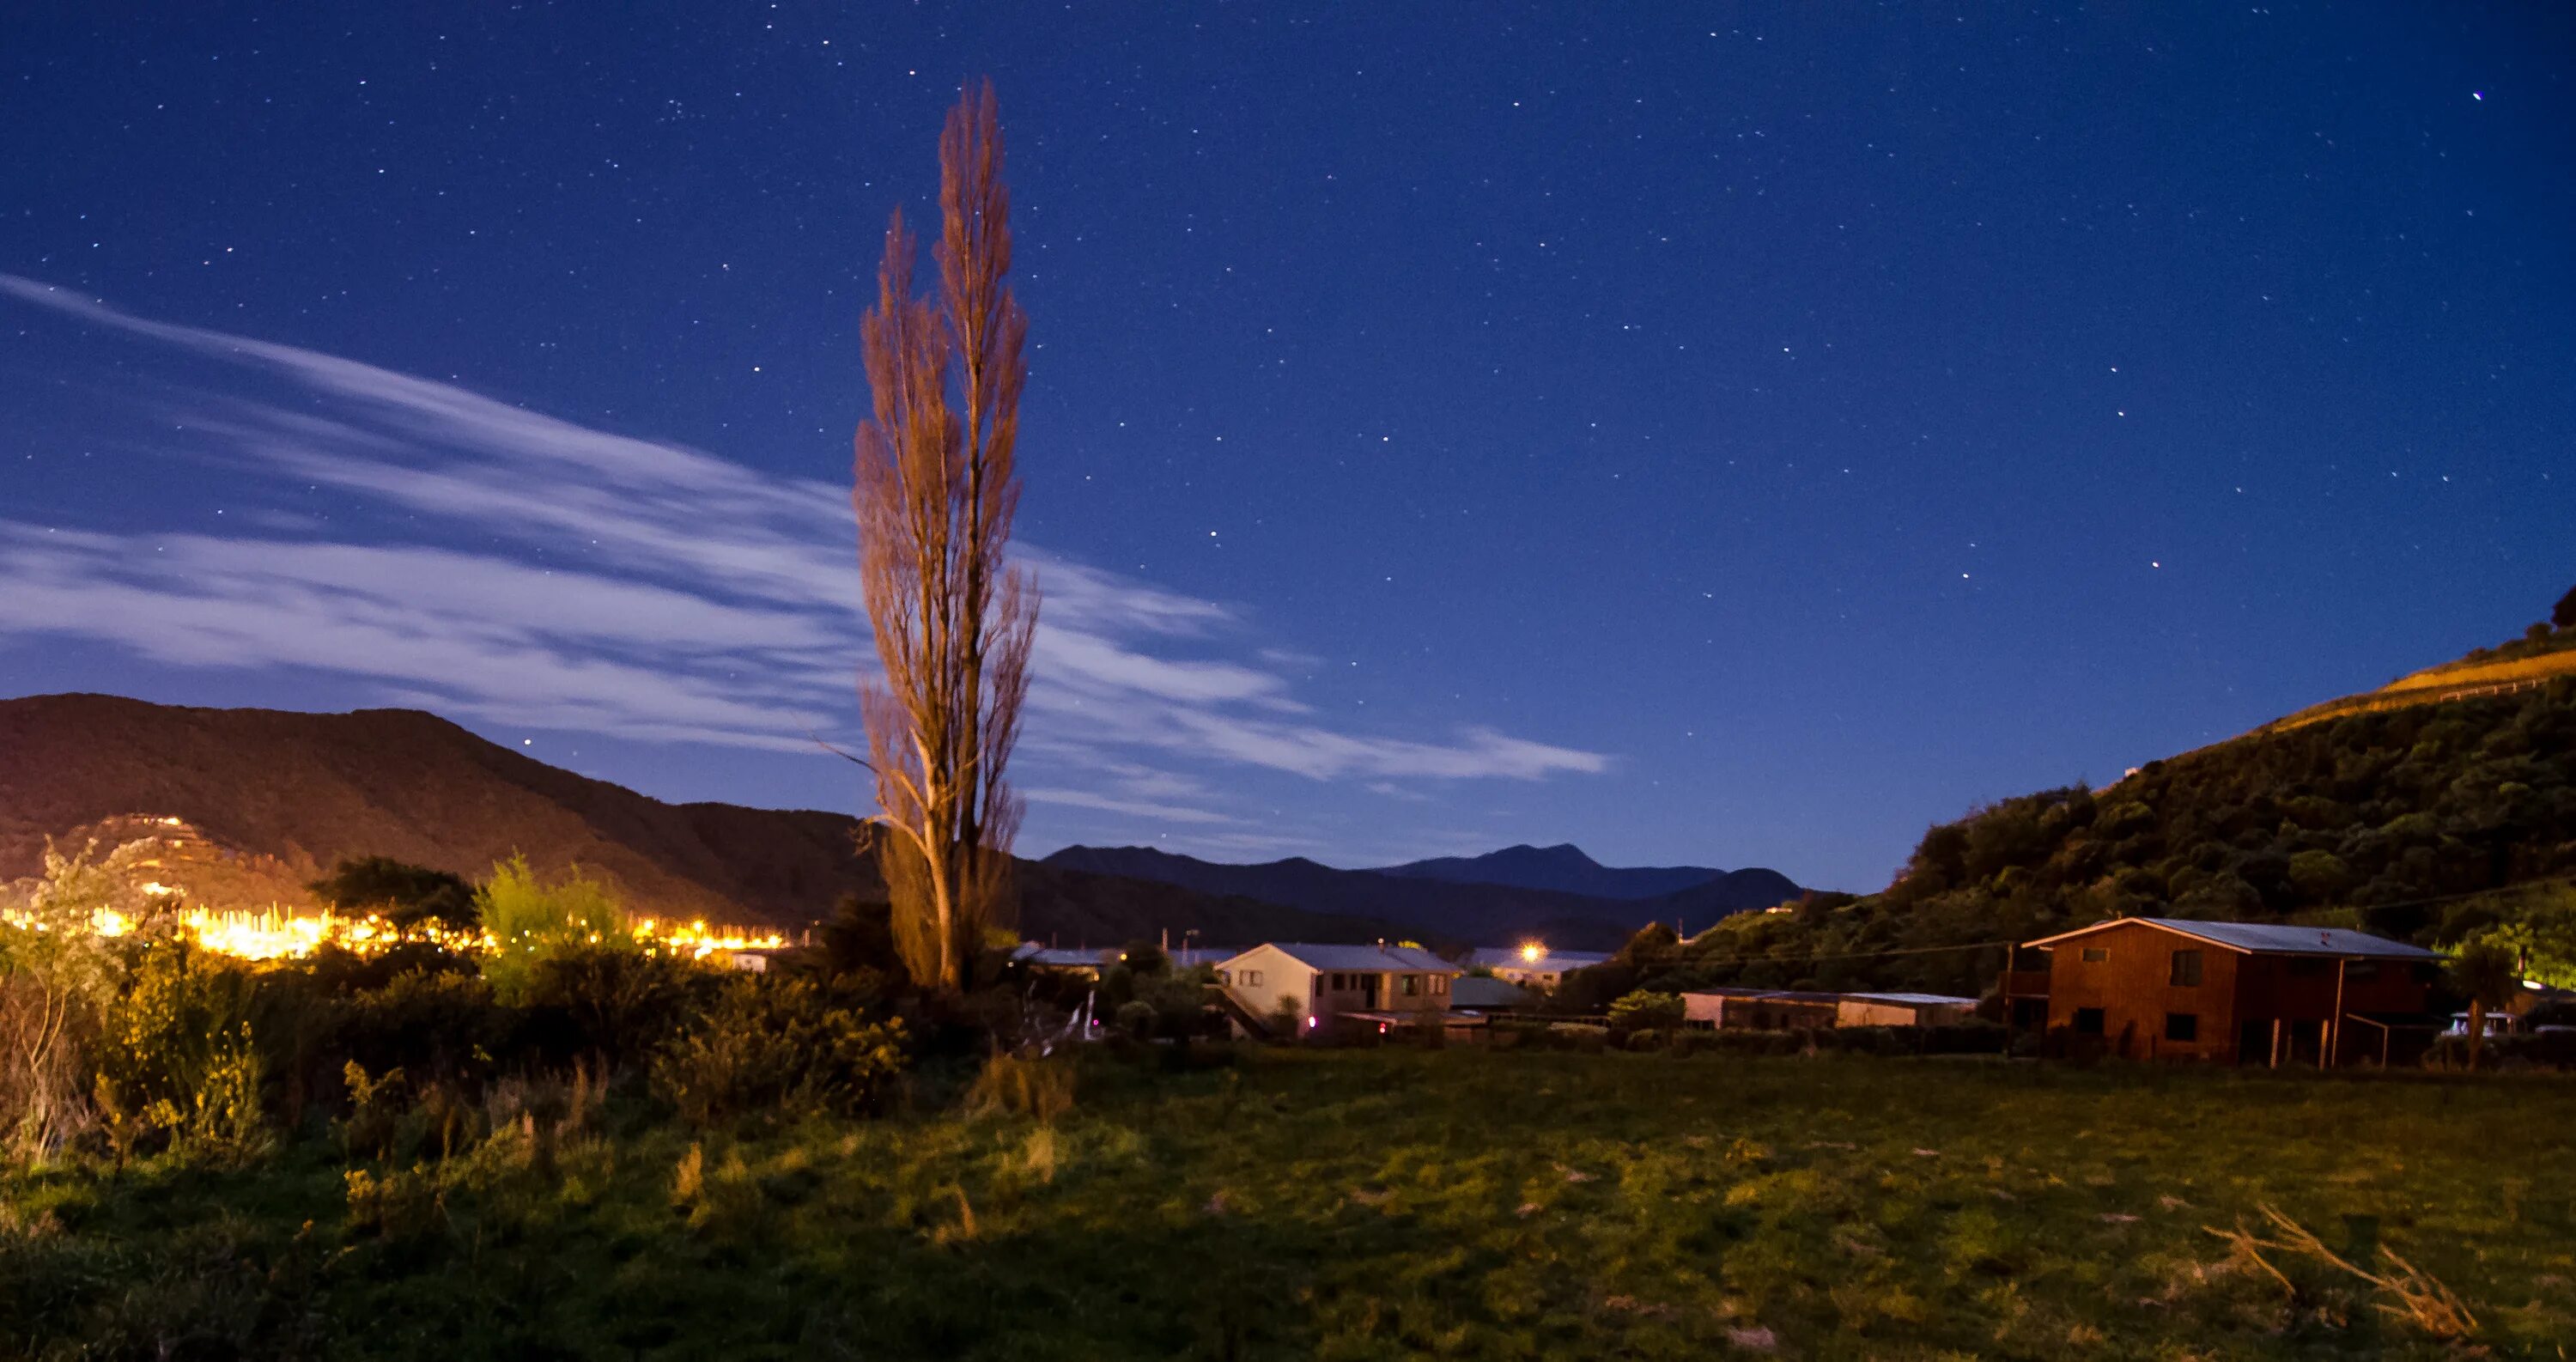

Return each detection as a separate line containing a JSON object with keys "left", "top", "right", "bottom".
{"left": 1465, "top": 947, "right": 1612, "bottom": 972}
{"left": 1222, "top": 942, "right": 1457, "bottom": 973}
{"left": 2026, "top": 917, "right": 2442, "bottom": 960}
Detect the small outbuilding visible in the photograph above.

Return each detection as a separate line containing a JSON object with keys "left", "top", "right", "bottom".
{"left": 1680, "top": 987, "right": 1842, "bottom": 1031}
{"left": 2005, "top": 917, "right": 2445, "bottom": 1065}
{"left": 1835, "top": 992, "right": 1979, "bottom": 1028}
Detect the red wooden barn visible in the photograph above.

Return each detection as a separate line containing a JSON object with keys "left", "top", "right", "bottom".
{"left": 2002, "top": 918, "right": 2446, "bottom": 1066}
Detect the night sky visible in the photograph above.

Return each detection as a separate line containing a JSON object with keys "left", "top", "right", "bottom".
{"left": 3, "top": 5, "right": 2570, "bottom": 891}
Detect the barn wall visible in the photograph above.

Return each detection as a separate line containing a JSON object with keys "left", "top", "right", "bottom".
{"left": 2044, "top": 921, "right": 2241, "bottom": 1061}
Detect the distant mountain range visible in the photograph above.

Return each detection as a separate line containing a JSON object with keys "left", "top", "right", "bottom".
{"left": 1043, "top": 844, "right": 1802, "bottom": 952}
{"left": 0, "top": 693, "right": 1382, "bottom": 948}
{"left": 1375, "top": 842, "right": 1734, "bottom": 900}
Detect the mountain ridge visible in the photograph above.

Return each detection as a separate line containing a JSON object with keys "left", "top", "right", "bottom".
{"left": 0, "top": 692, "right": 1387, "bottom": 948}
{"left": 1371, "top": 842, "right": 1732, "bottom": 900}
{"left": 1043, "top": 843, "right": 1802, "bottom": 950}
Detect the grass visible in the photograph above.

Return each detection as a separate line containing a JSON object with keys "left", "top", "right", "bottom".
{"left": 2260, "top": 640, "right": 2576, "bottom": 734}
{"left": 5, "top": 1049, "right": 2573, "bottom": 1359}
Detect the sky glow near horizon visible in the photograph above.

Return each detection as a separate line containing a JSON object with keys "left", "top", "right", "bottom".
{"left": 3, "top": 7, "right": 2571, "bottom": 887}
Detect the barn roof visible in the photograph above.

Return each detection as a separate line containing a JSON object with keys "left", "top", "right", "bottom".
{"left": 2026, "top": 917, "right": 2442, "bottom": 960}
{"left": 1224, "top": 942, "right": 1458, "bottom": 973}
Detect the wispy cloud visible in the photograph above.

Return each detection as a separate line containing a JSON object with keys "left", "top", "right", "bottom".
{"left": 0, "top": 276, "right": 1608, "bottom": 830}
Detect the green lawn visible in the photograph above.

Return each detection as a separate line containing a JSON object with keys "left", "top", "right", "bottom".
{"left": 5, "top": 1049, "right": 2572, "bottom": 1359}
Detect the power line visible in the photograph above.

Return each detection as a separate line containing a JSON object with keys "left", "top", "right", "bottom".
{"left": 1661, "top": 938, "right": 2016, "bottom": 970}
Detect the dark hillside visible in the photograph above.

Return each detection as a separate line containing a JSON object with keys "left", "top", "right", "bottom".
{"left": 1645, "top": 678, "right": 2576, "bottom": 1000}
{"left": 0, "top": 693, "right": 1376, "bottom": 946}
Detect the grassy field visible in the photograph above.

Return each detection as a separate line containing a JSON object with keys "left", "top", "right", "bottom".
{"left": 4, "top": 1049, "right": 2572, "bottom": 1360}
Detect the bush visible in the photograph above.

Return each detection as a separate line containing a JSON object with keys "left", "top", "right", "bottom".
{"left": 1605, "top": 990, "right": 1686, "bottom": 1037}
{"left": 650, "top": 975, "right": 907, "bottom": 1128}
{"left": 92, "top": 944, "right": 268, "bottom": 1158}
{"left": 476, "top": 856, "right": 630, "bottom": 1003}
{"left": 0, "top": 839, "right": 154, "bottom": 1160}
{"left": 516, "top": 945, "right": 699, "bottom": 1071}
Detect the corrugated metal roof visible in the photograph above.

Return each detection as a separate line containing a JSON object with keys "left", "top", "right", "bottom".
{"left": 1465, "top": 947, "right": 1612, "bottom": 971}
{"left": 1844, "top": 992, "right": 1980, "bottom": 1007}
{"left": 1680, "top": 987, "right": 1843, "bottom": 1003}
{"left": 1013, "top": 945, "right": 1111, "bottom": 969}
{"left": 1451, "top": 976, "right": 1536, "bottom": 1008}
{"left": 1224, "top": 942, "right": 1458, "bottom": 972}
{"left": 2027, "top": 917, "right": 2442, "bottom": 959}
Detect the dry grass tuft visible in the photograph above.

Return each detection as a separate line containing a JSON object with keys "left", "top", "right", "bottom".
{"left": 2203, "top": 1203, "right": 2478, "bottom": 1341}
{"left": 969, "top": 1053, "right": 1077, "bottom": 1122}
{"left": 671, "top": 1142, "right": 703, "bottom": 1206}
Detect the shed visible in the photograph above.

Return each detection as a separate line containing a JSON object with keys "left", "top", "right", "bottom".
{"left": 1836, "top": 992, "right": 1978, "bottom": 1028}
{"left": 1680, "top": 987, "right": 1841, "bottom": 1031}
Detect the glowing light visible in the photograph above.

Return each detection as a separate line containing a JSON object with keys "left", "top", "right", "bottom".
{"left": 4, "top": 904, "right": 786, "bottom": 964}
{"left": 1519, "top": 941, "right": 1546, "bottom": 964}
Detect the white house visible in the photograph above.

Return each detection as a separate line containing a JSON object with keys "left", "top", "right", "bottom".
{"left": 1214, "top": 942, "right": 1459, "bottom": 1035}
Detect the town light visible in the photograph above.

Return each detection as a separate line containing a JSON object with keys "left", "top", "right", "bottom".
{"left": 1519, "top": 941, "right": 1546, "bottom": 964}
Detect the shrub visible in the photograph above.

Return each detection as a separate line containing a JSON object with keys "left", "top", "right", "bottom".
{"left": 1605, "top": 990, "right": 1686, "bottom": 1037}
{"left": 0, "top": 839, "right": 158, "bottom": 1160}
{"left": 650, "top": 975, "right": 907, "bottom": 1128}
{"left": 517, "top": 945, "right": 699, "bottom": 1071}
{"left": 476, "top": 855, "right": 630, "bottom": 1003}
{"left": 93, "top": 943, "right": 268, "bottom": 1158}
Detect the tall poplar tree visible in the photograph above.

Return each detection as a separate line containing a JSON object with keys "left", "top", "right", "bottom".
{"left": 853, "top": 81, "right": 1038, "bottom": 994}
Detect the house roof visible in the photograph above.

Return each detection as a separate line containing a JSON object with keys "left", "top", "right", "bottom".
{"left": 2024, "top": 917, "right": 2443, "bottom": 960}
{"left": 1224, "top": 942, "right": 1458, "bottom": 973}
{"left": 1465, "top": 947, "right": 1613, "bottom": 972}
{"left": 1451, "top": 976, "right": 1536, "bottom": 1009}
{"left": 1013, "top": 944, "right": 1228, "bottom": 970}
{"left": 1680, "top": 987, "right": 1844, "bottom": 1004}
{"left": 1013, "top": 945, "right": 1111, "bottom": 969}
{"left": 1844, "top": 992, "right": 1980, "bottom": 1007}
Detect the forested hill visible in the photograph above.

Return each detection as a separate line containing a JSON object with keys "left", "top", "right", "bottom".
{"left": 1611, "top": 674, "right": 2576, "bottom": 1003}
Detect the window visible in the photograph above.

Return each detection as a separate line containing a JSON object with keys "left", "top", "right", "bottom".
{"left": 1216, "top": 969, "right": 1230, "bottom": 984}
{"left": 1313, "top": 976, "right": 1324, "bottom": 997}
{"left": 1400, "top": 974, "right": 1420, "bottom": 997}
{"left": 1435, "top": 975, "right": 1448, "bottom": 995}
{"left": 1241, "top": 969, "right": 1263, "bottom": 988}
{"left": 2081, "top": 946, "right": 2109, "bottom": 964}
{"left": 2074, "top": 1007, "right": 2105, "bottom": 1035}
{"left": 2165, "top": 1012, "right": 2199, "bottom": 1043}
{"left": 2169, "top": 950, "right": 2203, "bottom": 988}
{"left": 1329, "top": 972, "right": 1346, "bottom": 991}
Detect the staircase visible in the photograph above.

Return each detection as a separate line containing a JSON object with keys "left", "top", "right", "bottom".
{"left": 1208, "top": 986, "right": 1279, "bottom": 1041}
